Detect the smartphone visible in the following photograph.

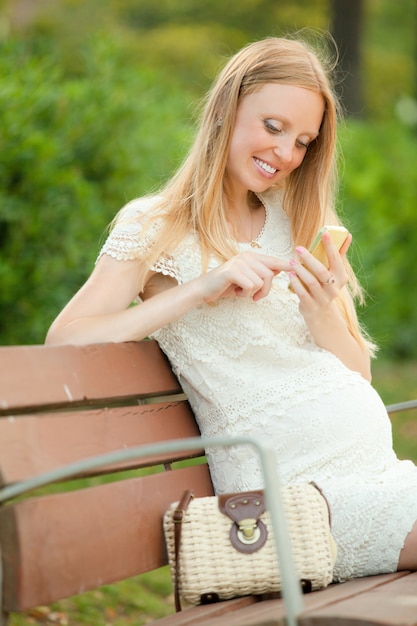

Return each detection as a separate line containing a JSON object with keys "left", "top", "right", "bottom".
{"left": 309, "top": 225, "right": 349, "bottom": 269}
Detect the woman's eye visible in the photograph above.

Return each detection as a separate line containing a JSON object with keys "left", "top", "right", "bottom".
{"left": 264, "top": 119, "right": 281, "bottom": 133}
{"left": 297, "top": 139, "right": 309, "bottom": 149}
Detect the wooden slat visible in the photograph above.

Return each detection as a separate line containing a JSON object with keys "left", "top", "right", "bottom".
{"left": 155, "top": 596, "right": 261, "bottom": 625}
{"left": 0, "top": 341, "right": 181, "bottom": 415}
{"left": 302, "top": 571, "right": 417, "bottom": 625}
{"left": 182, "top": 573, "right": 414, "bottom": 626}
{"left": 0, "top": 401, "right": 202, "bottom": 487}
{"left": 0, "top": 464, "right": 214, "bottom": 612}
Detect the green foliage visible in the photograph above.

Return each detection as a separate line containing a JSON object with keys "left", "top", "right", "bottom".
{"left": 108, "top": 0, "right": 330, "bottom": 37}
{"left": 125, "top": 23, "right": 248, "bottom": 93}
{"left": 364, "top": 0, "right": 416, "bottom": 119}
{"left": 372, "top": 359, "right": 417, "bottom": 462}
{"left": 339, "top": 120, "right": 417, "bottom": 357}
{"left": 0, "top": 0, "right": 416, "bottom": 358}
{"left": 0, "top": 34, "right": 193, "bottom": 344}
{"left": 8, "top": 568, "right": 174, "bottom": 625}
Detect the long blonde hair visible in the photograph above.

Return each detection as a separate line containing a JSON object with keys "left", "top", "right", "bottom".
{"left": 126, "top": 36, "right": 375, "bottom": 355}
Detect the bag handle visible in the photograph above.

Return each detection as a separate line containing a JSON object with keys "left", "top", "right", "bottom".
{"left": 172, "top": 489, "right": 194, "bottom": 612}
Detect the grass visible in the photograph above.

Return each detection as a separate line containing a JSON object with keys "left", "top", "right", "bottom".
{"left": 7, "top": 359, "right": 417, "bottom": 626}
{"left": 7, "top": 570, "right": 175, "bottom": 626}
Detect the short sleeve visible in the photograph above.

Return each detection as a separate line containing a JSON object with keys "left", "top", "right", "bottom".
{"left": 97, "top": 197, "right": 161, "bottom": 262}
{"left": 96, "top": 196, "right": 182, "bottom": 283}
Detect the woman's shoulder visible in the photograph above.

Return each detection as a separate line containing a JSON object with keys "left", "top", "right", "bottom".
{"left": 98, "top": 195, "right": 164, "bottom": 262}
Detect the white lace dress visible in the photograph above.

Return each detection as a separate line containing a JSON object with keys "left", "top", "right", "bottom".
{"left": 100, "top": 189, "right": 417, "bottom": 581}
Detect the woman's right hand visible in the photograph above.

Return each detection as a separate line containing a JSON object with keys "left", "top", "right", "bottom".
{"left": 198, "top": 251, "right": 292, "bottom": 303}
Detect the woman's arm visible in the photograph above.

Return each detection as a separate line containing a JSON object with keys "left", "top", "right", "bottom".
{"left": 288, "top": 232, "right": 372, "bottom": 381}
{"left": 298, "top": 298, "right": 371, "bottom": 381}
{"left": 45, "top": 251, "right": 292, "bottom": 346}
{"left": 46, "top": 255, "right": 203, "bottom": 344}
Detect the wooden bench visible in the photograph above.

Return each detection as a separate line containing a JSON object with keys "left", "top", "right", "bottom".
{"left": 1, "top": 340, "right": 417, "bottom": 626}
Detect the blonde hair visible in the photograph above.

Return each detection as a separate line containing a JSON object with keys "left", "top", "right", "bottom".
{"left": 125, "top": 36, "right": 375, "bottom": 355}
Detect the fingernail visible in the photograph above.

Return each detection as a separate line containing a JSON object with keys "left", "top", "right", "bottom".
{"left": 295, "top": 246, "right": 305, "bottom": 255}
{"left": 290, "top": 259, "right": 297, "bottom": 266}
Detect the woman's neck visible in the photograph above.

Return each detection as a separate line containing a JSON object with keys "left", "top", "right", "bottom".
{"left": 226, "top": 191, "right": 265, "bottom": 244}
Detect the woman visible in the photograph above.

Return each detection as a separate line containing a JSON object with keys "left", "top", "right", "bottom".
{"left": 46, "top": 36, "right": 417, "bottom": 580}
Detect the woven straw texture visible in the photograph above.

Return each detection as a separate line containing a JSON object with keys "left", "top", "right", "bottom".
{"left": 163, "top": 484, "right": 337, "bottom": 605}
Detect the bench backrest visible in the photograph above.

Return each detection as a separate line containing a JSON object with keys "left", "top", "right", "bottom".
{"left": 0, "top": 341, "right": 214, "bottom": 612}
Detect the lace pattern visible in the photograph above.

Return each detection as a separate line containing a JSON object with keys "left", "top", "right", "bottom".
{"left": 321, "top": 465, "right": 417, "bottom": 581}
{"left": 98, "top": 197, "right": 182, "bottom": 281}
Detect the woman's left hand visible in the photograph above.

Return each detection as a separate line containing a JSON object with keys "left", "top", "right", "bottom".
{"left": 288, "top": 229, "right": 352, "bottom": 319}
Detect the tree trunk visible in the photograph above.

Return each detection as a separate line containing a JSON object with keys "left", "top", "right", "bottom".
{"left": 330, "top": 0, "right": 365, "bottom": 116}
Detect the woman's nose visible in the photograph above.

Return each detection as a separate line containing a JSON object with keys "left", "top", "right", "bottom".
{"left": 273, "top": 139, "right": 294, "bottom": 164}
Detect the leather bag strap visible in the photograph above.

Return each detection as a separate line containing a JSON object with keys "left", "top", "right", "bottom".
{"left": 172, "top": 489, "right": 194, "bottom": 612}
{"left": 218, "top": 490, "right": 268, "bottom": 553}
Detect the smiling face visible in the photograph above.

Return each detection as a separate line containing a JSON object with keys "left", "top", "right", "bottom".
{"left": 225, "top": 83, "right": 325, "bottom": 201}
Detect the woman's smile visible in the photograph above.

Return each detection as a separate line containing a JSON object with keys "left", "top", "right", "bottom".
{"left": 253, "top": 157, "right": 278, "bottom": 176}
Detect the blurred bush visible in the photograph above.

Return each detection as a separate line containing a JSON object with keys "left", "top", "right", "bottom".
{"left": 339, "top": 120, "right": 417, "bottom": 357}
{"left": 0, "top": 34, "right": 193, "bottom": 344}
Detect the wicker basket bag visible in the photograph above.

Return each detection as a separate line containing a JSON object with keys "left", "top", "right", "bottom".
{"left": 163, "top": 483, "right": 337, "bottom": 611}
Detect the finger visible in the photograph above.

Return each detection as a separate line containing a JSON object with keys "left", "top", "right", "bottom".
{"left": 338, "top": 232, "right": 352, "bottom": 257}
{"left": 289, "top": 259, "right": 339, "bottom": 299}
{"left": 246, "top": 251, "right": 292, "bottom": 275}
{"left": 252, "top": 270, "right": 276, "bottom": 300}
{"left": 288, "top": 270, "right": 312, "bottom": 298}
{"left": 238, "top": 261, "right": 286, "bottom": 300}
{"left": 295, "top": 245, "right": 342, "bottom": 287}
{"left": 320, "top": 273, "right": 337, "bottom": 288}
{"left": 231, "top": 263, "right": 267, "bottom": 298}
{"left": 321, "top": 230, "right": 352, "bottom": 266}
{"left": 249, "top": 256, "right": 292, "bottom": 299}
{"left": 290, "top": 255, "right": 327, "bottom": 288}
{"left": 234, "top": 276, "right": 264, "bottom": 298}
